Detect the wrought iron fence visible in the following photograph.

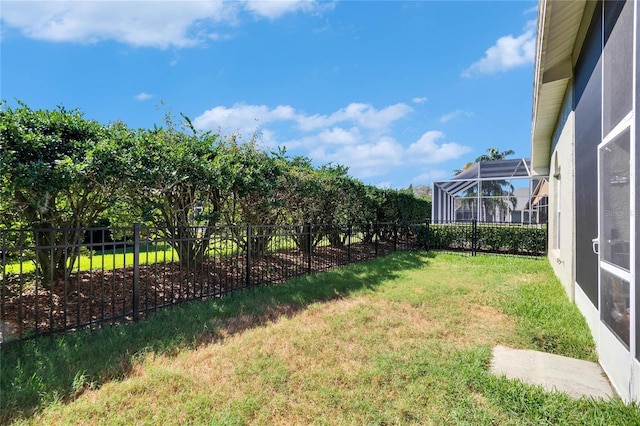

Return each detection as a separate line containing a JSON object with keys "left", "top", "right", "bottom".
{"left": 0, "top": 219, "right": 545, "bottom": 346}
{"left": 0, "top": 221, "right": 427, "bottom": 345}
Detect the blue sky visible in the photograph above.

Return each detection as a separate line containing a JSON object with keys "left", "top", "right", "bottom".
{"left": 1, "top": 0, "right": 538, "bottom": 189}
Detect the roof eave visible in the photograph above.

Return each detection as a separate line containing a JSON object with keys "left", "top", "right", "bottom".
{"left": 531, "top": 0, "right": 588, "bottom": 176}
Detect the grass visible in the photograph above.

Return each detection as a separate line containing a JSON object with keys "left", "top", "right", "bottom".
{"left": 1, "top": 234, "right": 305, "bottom": 276}
{"left": 1, "top": 230, "right": 387, "bottom": 279}
{"left": 1, "top": 252, "right": 639, "bottom": 425}
{"left": 2, "top": 244, "right": 177, "bottom": 276}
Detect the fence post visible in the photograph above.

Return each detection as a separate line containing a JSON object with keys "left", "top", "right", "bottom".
{"left": 347, "top": 224, "right": 352, "bottom": 263}
{"left": 374, "top": 222, "right": 379, "bottom": 257}
{"left": 133, "top": 223, "right": 140, "bottom": 321}
{"left": 425, "top": 219, "right": 430, "bottom": 252}
{"left": 472, "top": 219, "right": 477, "bottom": 257}
{"left": 304, "top": 223, "right": 312, "bottom": 274}
{"left": 393, "top": 222, "right": 398, "bottom": 252}
{"left": 0, "top": 233, "right": 6, "bottom": 341}
{"left": 246, "top": 223, "right": 252, "bottom": 288}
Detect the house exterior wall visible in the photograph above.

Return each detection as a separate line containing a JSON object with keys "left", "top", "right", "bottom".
{"left": 569, "top": 0, "right": 604, "bottom": 357}
{"left": 633, "top": 0, "right": 640, "bottom": 400}
{"left": 534, "top": 0, "right": 638, "bottom": 402}
{"left": 548, "top": 86, "right": 576, "bottom": 300}
{"left": 573, "top": 0, "right": 602, "bottom": 309}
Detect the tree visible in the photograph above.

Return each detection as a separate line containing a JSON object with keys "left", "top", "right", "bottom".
{"left": 0, "top": 102, "right": 129, "bottom": 283}
{"left": 123, "top": 117, "right": 222, "bottom": 264}
{"left": 187, "top": 137, "right": 288, "bottom": 256}
{"left": 475, "top": 148, "right": 515, "bottom": 163}
{"left": 460, "top": 148, "right": 517, "bottom": 222}
{"left": 411, "top": 184, "right": 432, "bottom": 201}
{"left": 320, "top": 169, "right": 370, "bottom": 246}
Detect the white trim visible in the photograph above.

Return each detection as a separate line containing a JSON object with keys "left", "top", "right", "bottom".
{"left": 436, "top": 176, "right": 535, "bottom": 184}
{"left": 600, "top": 326, "right": 633, "bottom": 402}
{"left": 600, "top": 261, "right": 633, "bottom": 282}
{"left": 575, "top": 283, "right": 601, "bottom": 347}
{"left": 602, "top": 110, "right": 634, "bottom": 144}
{"left": 597, "top": 114, "right": 634, "bottom": 402}
{"left": 522, "top": 158, "right": 532, "bottom": 177}
{"left": 629, "top": 0, "right": 637, "bottom": 399}
{"left": 633, "top": 358, "right": 640, "bottom": 403}
{"left": 597, "top": 0, "right": 636, "bottom": 401}
{"left": 556, "top": 168, "right": 561, "bottom": 250}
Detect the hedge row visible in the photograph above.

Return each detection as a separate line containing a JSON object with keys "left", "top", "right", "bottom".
{"left": 425, "top": 223, "right": 546, "bottom": 255}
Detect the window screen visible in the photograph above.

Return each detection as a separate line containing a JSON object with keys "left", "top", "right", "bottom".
{"left": 603, "top": 0, "right": 633, "bottom": 135}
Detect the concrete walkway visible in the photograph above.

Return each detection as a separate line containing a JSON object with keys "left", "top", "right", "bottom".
{"left": 490, "top": 345, "right": 616, "bottom": 400}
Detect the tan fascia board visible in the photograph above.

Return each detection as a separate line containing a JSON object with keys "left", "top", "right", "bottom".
{"left": 572, "top": 1, "right": 598, "bottom": 66}
{"left": 542, "top": 58, "right": 573, "bottom": 84}
{"left": 531, "top": 0, "right": 591, "bottom": 174}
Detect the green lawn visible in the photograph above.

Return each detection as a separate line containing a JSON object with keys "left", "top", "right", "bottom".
{"left": 2, "top": 243, "right": 177, "bottom": 276}
{"left": 2, "top": 252, "right": 639, "bottom": 425}
{"left": 1, "top": 235, "right": 301, "bottom": 276}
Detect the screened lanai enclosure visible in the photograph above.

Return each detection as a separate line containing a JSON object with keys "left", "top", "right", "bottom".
{"left": 432, "top": 158, "right": 549, "bottom": 224}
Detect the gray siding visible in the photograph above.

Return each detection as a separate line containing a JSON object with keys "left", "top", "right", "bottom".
{"left": 574, "top": 1, "right": 602, "bottom": 307}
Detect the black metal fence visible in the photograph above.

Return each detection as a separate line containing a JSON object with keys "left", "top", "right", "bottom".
{"left": 0, "top": 220, "right": 546, "bottom": 346}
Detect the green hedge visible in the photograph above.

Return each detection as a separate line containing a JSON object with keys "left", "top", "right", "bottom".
{"left": 427, "top": 224, "right": 473, "bottom": 250}
{"left": 427, "top": 223, "right": 546, "bottom": 255}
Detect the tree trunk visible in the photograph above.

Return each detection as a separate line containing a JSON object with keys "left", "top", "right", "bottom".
{"left": 170, "top": 226, "right": 210, "bottom": 265}
{"left": 33, "top": 229, "right": 63, "bottom": 286}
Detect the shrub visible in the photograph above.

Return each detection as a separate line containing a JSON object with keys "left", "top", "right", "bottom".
{"left": 428, "top": 223, "right": 546, "bottom": 255}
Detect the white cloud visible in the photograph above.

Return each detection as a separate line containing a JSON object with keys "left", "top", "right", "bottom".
{"left": 253, "top": 128, "right": 280, "bottom": 148}
{"left": 242, "top": 0, "right": 331, "bottom": 19}
{"left": 134, "top": 92, "right": 153, "bottom": 102}
{"left": 308, "top": 130, "right": 470, "bottom": 180}
{"left": 439, "top": 109, "right": 473, "bottom": 123}
{"left": 412, "top": 97, "right": 428, "bottom": 104}
{"left": 462, "top": 19, "right": 536, "bottom": 77}
{"left": 193, "top": 101, "right": 471, "bottom": 181}
{"left": 193, "top": 103, "right": 299, "bottom": 135}
{"left": 316, "top": 127, "right": 361, "bottom": 145}
{"left": 0, "top": 0, "right": 327, "bottom": 48}
{"left": 297, "top": 102, "right": 413, "bottom": 132}
{"left": 0, "top": 1, "right": 228, "bottom": 48}
{"left": 310, "top": 137, "right": 404, "bottom": 178}
{"left": 407, "top": 131, "right": 472, "bottom": 163}
{"left": 375, "top": 181, "right": 393, "bottom": 189}
{"left": 411, "top": 169, "right": 450, "bottom": 185}
{"left": 273, "top": 126, "right": 361, "bottom": 151}
{"left": 193, "top": 102, "right": 412, "bottom": 134}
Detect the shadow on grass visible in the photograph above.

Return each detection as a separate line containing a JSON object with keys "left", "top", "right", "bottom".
{"left": 0, "top": 251, "right": 431, "bottom": 424}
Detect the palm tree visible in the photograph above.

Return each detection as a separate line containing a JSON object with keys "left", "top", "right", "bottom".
{"left": 453, "top": 162, "right": 477, "bottom": 221}
{"left": 475, "top": 148, "right": 516, "bottom": 222}
{"left": 455, "top": 148, "right": 517, "bottom": 222}
{"left": 475, "top": 148, "right": 514, "bottom": 162}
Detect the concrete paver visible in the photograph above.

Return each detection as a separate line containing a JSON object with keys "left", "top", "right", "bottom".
{"left": 490, "top": 345, "right": 616, "bottom": 400}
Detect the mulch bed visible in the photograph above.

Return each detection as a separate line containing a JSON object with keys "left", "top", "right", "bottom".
{"left": 1, "top": 241, "right": 401, "bottom": 344}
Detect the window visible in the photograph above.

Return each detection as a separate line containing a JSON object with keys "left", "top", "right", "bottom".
{"left": 554, "top": 154, "right": 561, "bottom": 250}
